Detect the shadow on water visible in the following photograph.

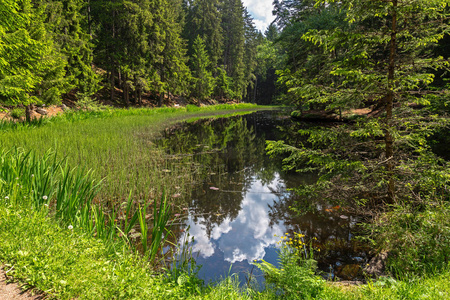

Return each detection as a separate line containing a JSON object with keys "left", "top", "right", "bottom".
{"left": 156, "top": 110, "right": 370, "bottom": 285}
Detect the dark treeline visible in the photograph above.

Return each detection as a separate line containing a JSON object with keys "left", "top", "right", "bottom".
{"left": 0, "top": 0, "right": 281, "bottom": 116}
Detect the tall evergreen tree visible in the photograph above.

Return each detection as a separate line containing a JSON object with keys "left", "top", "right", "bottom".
{"left": 191, "top": 35, "right": 215, "bottom": 99}
{"left": 43, "top": 0, "right": 100, "bottom": 97}
{"left": 268, "top": 0, "right": 450, "bottom": 204}
{"left": 157, "top": 0, "right": 191, "bottom": 105}
{"left": 242, "top": 8, "right": 260, "bottom": 102}
{"left": 183, "top": 0, "right": 223, "bottom": 69}
{"left": 219, "top": 0, "right": 245, "bottom": 98}
{"left": 0, "top": 0, "right": 70, "bottom": 120}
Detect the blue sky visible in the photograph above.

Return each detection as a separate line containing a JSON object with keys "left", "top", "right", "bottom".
{"left": 243, "top": 0, "right": 275, "bottom": 32}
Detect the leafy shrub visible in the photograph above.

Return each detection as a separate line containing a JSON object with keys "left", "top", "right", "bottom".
{"left": 255, "top": 235, "right": 324, "bottom": 299}
{"left": 9, "top": 107, "right": 25, "bottom": 119}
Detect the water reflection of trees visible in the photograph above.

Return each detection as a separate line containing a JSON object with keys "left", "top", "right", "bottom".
{"left": 160, "top": 111, "right": 369, "bottom": 276}
{"left": 267, "top": 187, "right": 369, "bottom": 268}
{"left": 160, "top": 114, "right": 279, "bottom": 237}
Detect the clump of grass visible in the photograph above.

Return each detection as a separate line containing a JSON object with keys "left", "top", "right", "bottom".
{"left": 0, "top": 148, "right": 173, "bottom": 261}
{"left": 371, "top": 203, "right": 450, "bottom": 276}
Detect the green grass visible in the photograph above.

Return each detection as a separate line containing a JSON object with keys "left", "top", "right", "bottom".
{"left": 0, "top": 104, "right": 270, "bottom": 204}
{"left": 2, "top": 201, "right": 448, "bottom": 299}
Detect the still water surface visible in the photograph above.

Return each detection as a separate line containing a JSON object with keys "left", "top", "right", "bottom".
{"left": 159, "top": 111, "right": 368, "bottom": 284}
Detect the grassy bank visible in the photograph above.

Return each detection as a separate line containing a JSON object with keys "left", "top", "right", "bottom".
{"left": 1, "top": 200, "right": 449, "bottom": 299}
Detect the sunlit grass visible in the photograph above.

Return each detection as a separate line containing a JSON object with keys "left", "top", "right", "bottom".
{"left": 0, "top": 104, "right": 269, "bottom": 204}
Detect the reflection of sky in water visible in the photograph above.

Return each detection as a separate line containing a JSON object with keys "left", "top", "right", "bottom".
{"left": 182, "top": 175, "right": 287, "bottom": 283}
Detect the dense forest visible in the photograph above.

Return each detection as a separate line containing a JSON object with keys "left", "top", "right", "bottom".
{"left": 0, "top": 0, "right": 274, "bottom": 116}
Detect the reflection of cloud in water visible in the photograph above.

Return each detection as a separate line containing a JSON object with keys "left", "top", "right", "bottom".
{"left": 189, "top": 218, "right": 233, "bottom": 257}
{"left": 186, "top": 175, "right": 286, "bottom": 264}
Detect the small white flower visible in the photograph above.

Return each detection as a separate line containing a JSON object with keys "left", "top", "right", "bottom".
{"left": 68, "top": 225, "right": 73, "bottom": 230}
{"left": 15, "top": 177, "right": 19, "bottom": 180}
{"left": 44, "top": 204, "right": 49, "bottom": 207}
{"left": 31, "top": 174, "right": 34, "bottom": 177}
{"left": 42, "top": 195, "right": 48, "bottom": 200}
{"left": 5, "top": 196, "right": 9, "bottom": 200}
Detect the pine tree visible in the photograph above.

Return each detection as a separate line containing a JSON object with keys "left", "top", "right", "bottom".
{"left": 0, "top": 0, "right": 70, "bottom": 120}
{"left": 219, "top": 0, "right": 245, "bottom": 98}
{"left": 191, "top": 35, "right": 215, "bottom": 99}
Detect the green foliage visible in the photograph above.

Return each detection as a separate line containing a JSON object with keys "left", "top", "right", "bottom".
{"left": 220, "top": 0, "right": 246, "bottom": 98}
{"left": 214, "top": 66, "right": 235, "bottom": 99}
{"left": 75, "top": 93, "right": 110, "bottom": 111}
{"left": 268, "top": 0, "right": 450, "bottom": 206}
{"left": 191, "top": 36, "right": 215, "bottom": 99}
{"left": 373, "top": 203, "right": 450, "bottom": 275}
{"left": 255, "top": 235, "right": 324, "bottom": 299}
{"left": 9, "top": 107, "right": 25, "bottom": 119}
{"left": 0, "top": 0, "right": 70, "bottom": 108}
{"left": 183, "top": 0, "right": 223, "bottom": 69}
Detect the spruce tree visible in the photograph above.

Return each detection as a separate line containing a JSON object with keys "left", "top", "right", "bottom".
{"left": 268, "top": 0, "right": 450, "bottom": 205}
{"left": 157, "top": 0, "right": 191, "bottom": 105}
{"left": 184, "top": 0, "right": 223, "bottom": 69}
{"left": 219, "top": 0, "right": 245, "bottom": 98}
{"left": 0, "top": 0, "right": 70, "bottom": 120}
{"left": 43, "top": 0, "right": 100, "bottom": 97}
{"left": 242, "top": 8, "right": 260, "bottom": 101}
{"left": 191, "top": 35, "right": 215, "bottom": 99}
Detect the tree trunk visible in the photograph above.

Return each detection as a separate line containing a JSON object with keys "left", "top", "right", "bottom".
{"left": 123, "top": 74, "right": 130, "bottom": 107}
{"left": 159, "top": 64, "right": 165, "bottom": 107}
{"left": 253, "top": 77, "right": 257, "bottom": 103}
{"left": 138, "top": 88, "right": 142, "bottom": 106}
{"left": 118, "top": 68, "right": 122, "bottom": 88}
{"left": 385, "top": 0, "right": 398, "bottom": 203}
{"left": 25, "top": 104, "right": 33, "bottom": 123}
{"left": 110, "top": 67, "right": 115, "bottom": 102}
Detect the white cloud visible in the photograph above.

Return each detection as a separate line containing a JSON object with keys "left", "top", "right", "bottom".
{"left": 243, "top": 0, "right": 276, "bottom": 32}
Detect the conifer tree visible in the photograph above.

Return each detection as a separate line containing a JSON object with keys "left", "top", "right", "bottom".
{"left": 43, "top": 0, "right": 100, "bottom": 97}
{"left": 157, "top": 0, "right": 191, "bottom": 105}
{"left": 219, "top": 0, "right": 245, "bottom": 98}
{"left": 191, "top": 35, "right": 215, "bottom": 99}
{"left": 268, "top": 0, "right": 450, "bottom": 205}
{"left": 183, "top": 0, "right": 223, "bottom": 69}
{"left": 0, "top": 0, "right": 70, "bottom": 120}
{"left": 242, "top": 8, "right": 260, "bottom": 101}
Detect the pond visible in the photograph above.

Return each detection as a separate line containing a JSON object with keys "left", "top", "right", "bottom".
{"left": 158, "top": 110, "right": 369, "bottom": 285}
